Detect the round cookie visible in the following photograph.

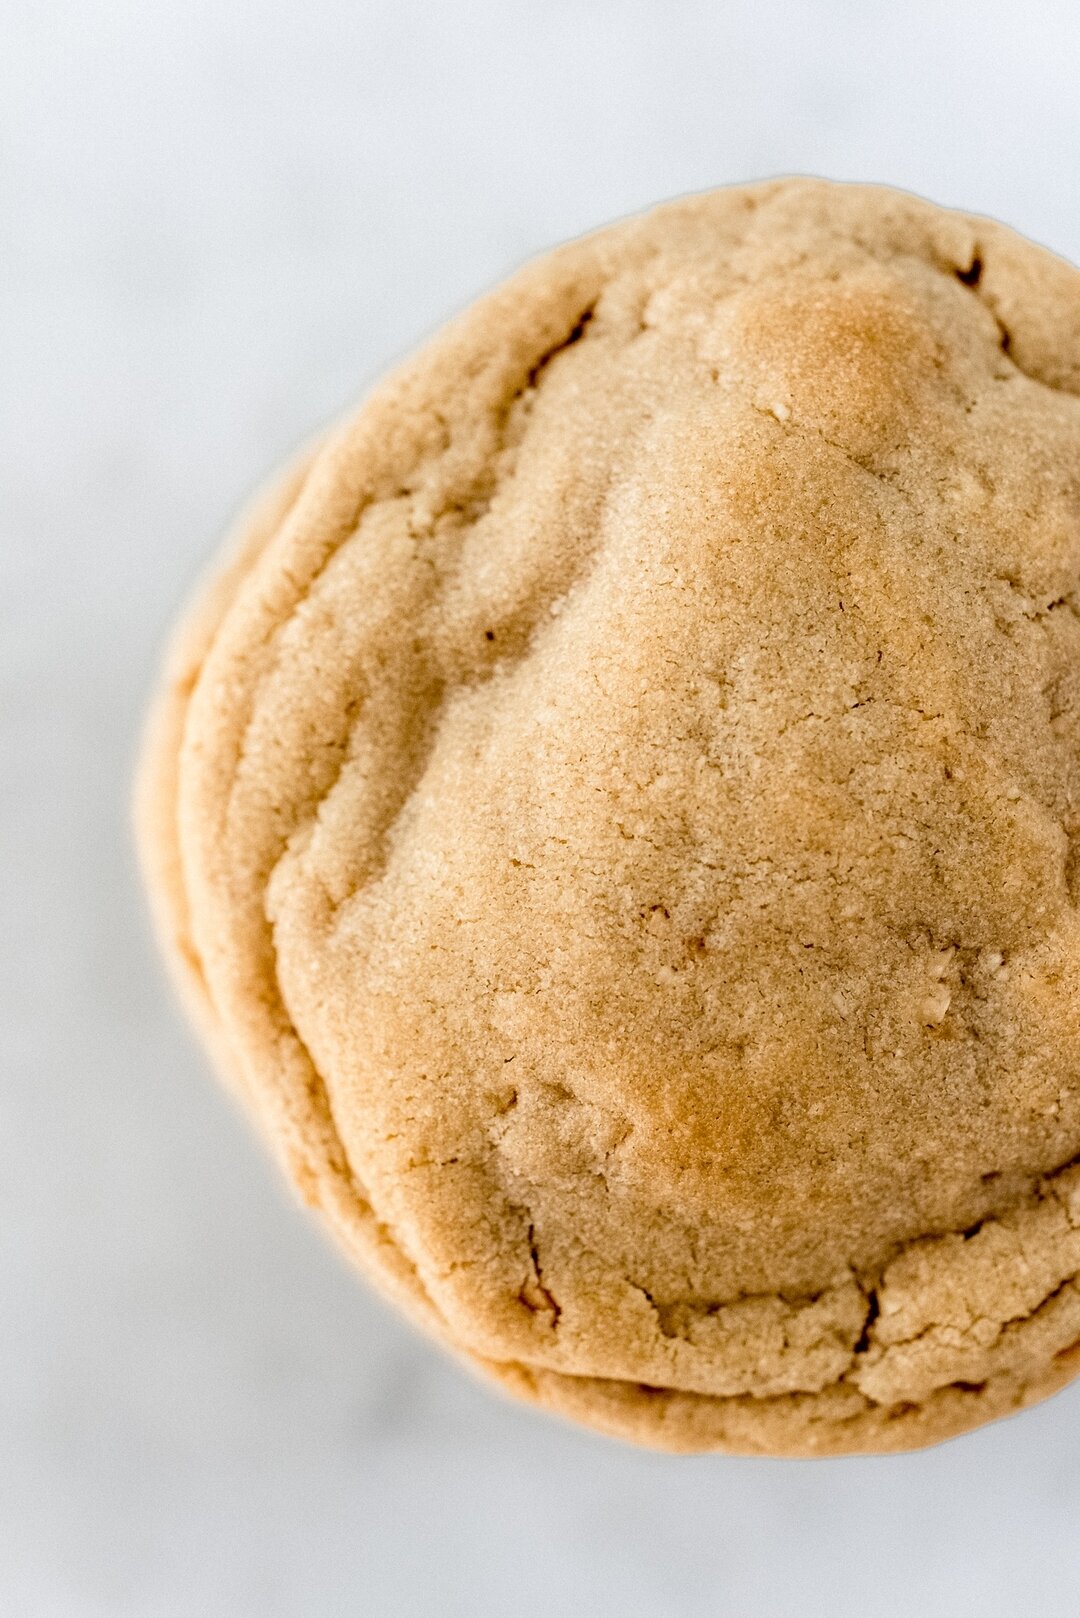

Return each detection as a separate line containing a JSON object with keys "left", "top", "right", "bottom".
{"left": 137, "top": 179, "right": 1080, "bottom": 1455}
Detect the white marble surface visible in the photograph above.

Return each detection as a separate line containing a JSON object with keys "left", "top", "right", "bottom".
{"left": 6, "top": 2, "right": 1080, "bottom": 1613}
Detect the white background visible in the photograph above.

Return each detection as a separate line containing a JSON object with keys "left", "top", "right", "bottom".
{"left": 5, "top": 3, "right": 1080, "bottom": 1614}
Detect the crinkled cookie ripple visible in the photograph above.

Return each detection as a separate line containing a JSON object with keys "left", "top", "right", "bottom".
{"left": 137, "top": 179, "right": 1080, "bottom": 1454}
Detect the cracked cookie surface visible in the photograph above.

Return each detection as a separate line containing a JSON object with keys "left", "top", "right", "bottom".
{"left": 137, "top": 179, "right": 1080, "bottom": 1453}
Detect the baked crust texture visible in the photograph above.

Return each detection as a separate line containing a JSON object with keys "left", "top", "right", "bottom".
{"left": 137, "top": 179, "right": 1080, "bottom": 1453}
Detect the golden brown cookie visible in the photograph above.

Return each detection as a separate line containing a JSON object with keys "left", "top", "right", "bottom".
{"left": 136, "top": 179, "right": 1080, "bottom": 1454}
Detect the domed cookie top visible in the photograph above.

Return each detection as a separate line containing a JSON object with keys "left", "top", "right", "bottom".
{"left": 139, "top": 179, "right": 1080, "bottom": 1454}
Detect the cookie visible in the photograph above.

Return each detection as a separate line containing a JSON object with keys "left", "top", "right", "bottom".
{"left": 136, "top": 179, "right": 1080, "bottom": 1454}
